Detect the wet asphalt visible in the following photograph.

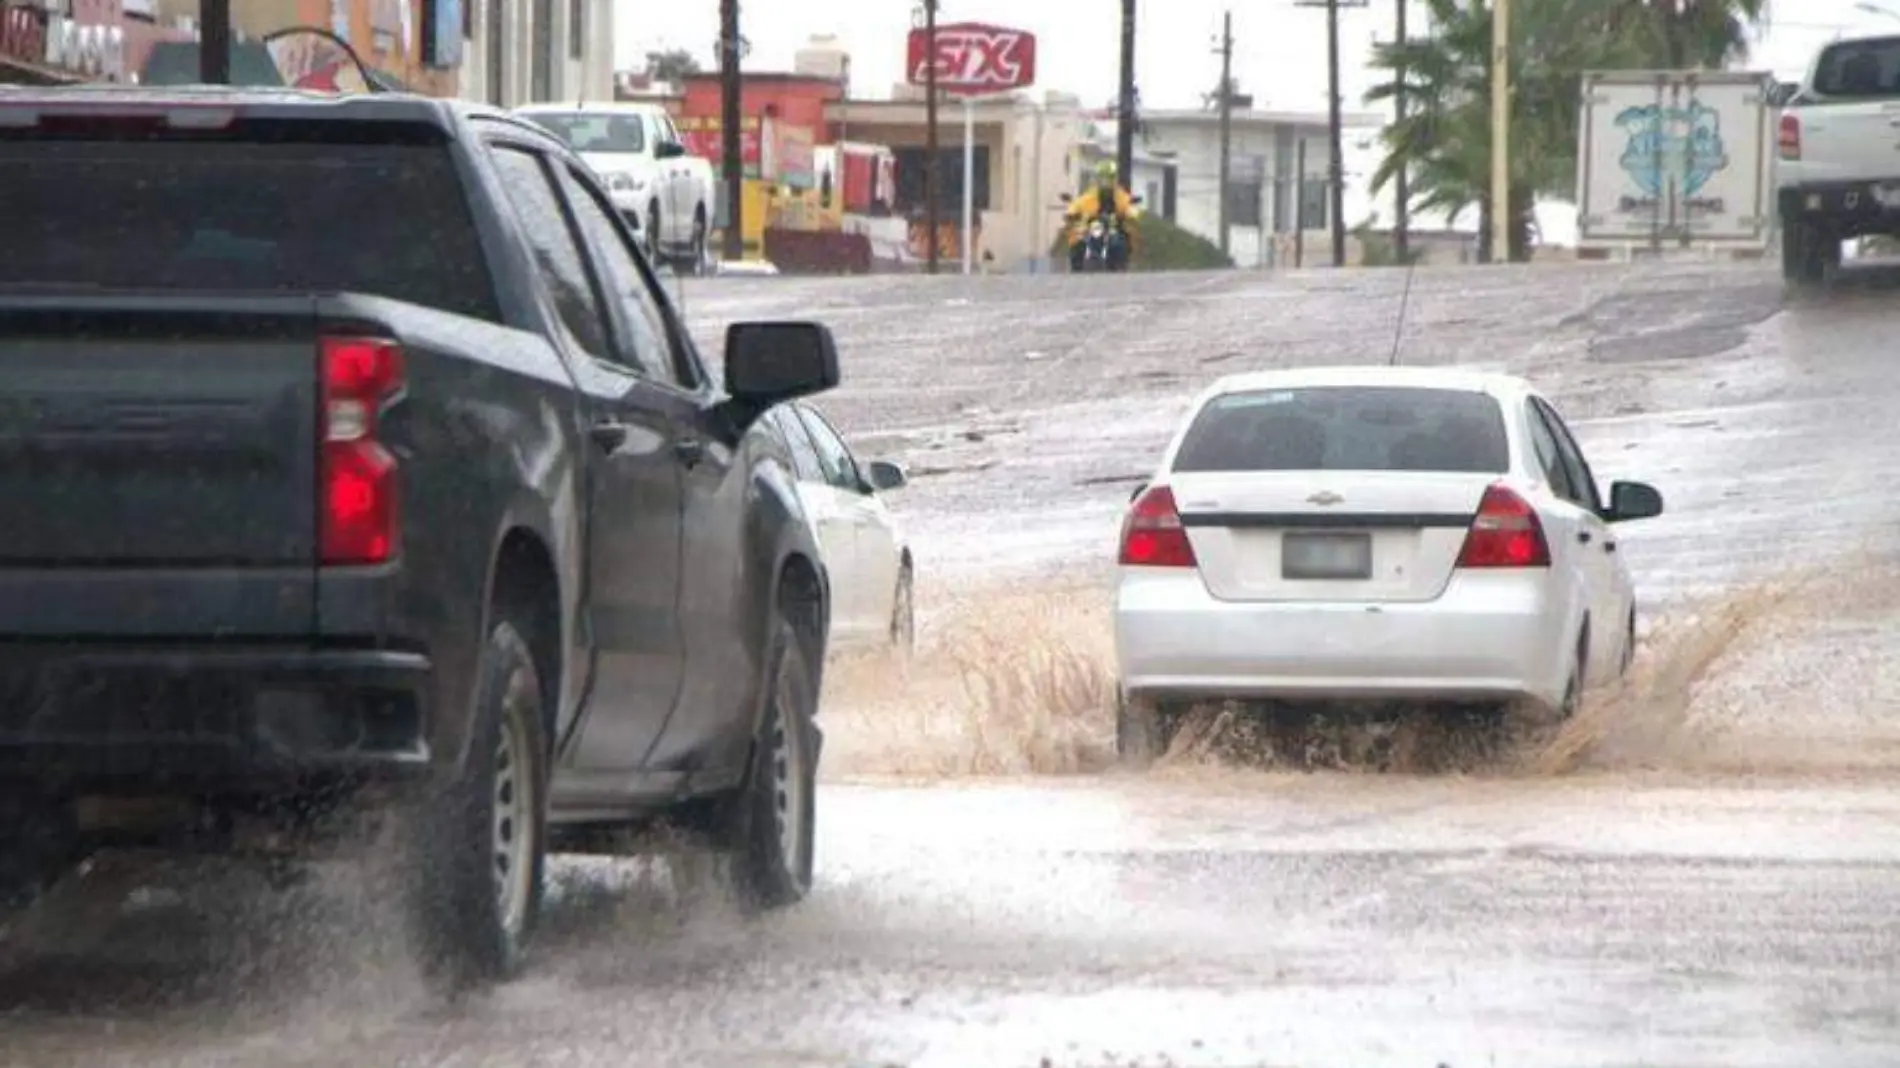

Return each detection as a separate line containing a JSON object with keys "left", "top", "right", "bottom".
{"left": 5, "top": 261, "right": 1900, "bottom": 1067}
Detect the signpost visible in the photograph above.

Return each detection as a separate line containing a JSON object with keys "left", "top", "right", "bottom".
{"left": 905, "top": 21, "right": 1037, "bottom": 274}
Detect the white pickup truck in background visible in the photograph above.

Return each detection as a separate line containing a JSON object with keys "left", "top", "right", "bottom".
{"left": 515, "top": 101, "right": 718, "bottom": 273}
{"left": 1776, "top": 34, "right": 1900, "bottom": 285}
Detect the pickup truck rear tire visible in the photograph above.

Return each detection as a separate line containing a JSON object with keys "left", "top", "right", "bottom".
{"left": 1781, "top": 218, "right": 1837, "bottom": 286}
{"left": 406, "top": 614, "right": 549, "bottom": 986}
{"left": 729, "top": 616, "right": 819, "bottom": 911}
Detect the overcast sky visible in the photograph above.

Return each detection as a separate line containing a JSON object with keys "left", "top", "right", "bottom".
{"left": 617, "top": 0, "right": 1898, "bottom": 115}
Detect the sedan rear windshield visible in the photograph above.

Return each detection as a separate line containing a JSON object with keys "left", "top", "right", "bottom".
{"left": 1811, "top": 37, "right": 1900, "bottom": 100}
{"left": 0, "top": 137, "right": 498, "bottom": 321}
{"left": 1172, "top": 385, "right": 1510, "bottom": 474}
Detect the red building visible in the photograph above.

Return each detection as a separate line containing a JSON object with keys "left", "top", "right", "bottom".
{"left": 677, "top": 72, "right": 842, "bottom": 188}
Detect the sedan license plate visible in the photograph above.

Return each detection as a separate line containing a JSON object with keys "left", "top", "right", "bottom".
{"left": 1282, "top": 533, "right": 1372, "bottom": 580}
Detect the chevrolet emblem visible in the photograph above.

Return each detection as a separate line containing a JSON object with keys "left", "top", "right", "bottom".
{"left": 1306, "top": 491, "right": 1345, "bottom": 506}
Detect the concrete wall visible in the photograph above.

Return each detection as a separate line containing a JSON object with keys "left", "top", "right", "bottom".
{"left": 459, "top": 0, "right": 611, "bottom": 106}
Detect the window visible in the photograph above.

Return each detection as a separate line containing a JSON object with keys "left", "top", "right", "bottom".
{"left": 568, "top": 0, "right": 583, "bottom": 59}
{"left": 523, "top": 112, "right": 645, "bottom": 154}
{"left": 1172, "top": 386, "right": 1511, "bottom": 474}
{"left": 554, "top": 163, "right": 690, "bottom": 387}
{"left": 1533, "top": 398, "right": 1602, "bottom": 512}
{"left": 1298, "top": 179, "right": 1329, "bottom": 231}
{"left": 1523, "top": 401, "right": 1577, "bottom": 502}
{"left": 1812, "top": 37, "right": 1900, "bottom": 99}
{"left": 796, "top": 407, "right": 863, "bottom": 492}
{"left": 488, "top": 145, "right": 612, "bottom": 361}
{"left": 774, "top": 408, "right": 826, "bottom": 483}
{"left": 1227, "top": 179, "right": 1263, "bottom": 228}
{"left": 894, "top": 145, "right": 990, "bottom": 212}
{"left": 0, "top": 135, "right": 498, "bottom": 321}
{"left": 529, "top": 0, "right": 553, "bottom": 101}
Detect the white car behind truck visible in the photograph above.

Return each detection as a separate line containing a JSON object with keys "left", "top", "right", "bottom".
{"left": 1777, "top": 34, "right": 1900, "bottom": 284}
{"left": 515, "top": 101, "right": 717, "bottom": 272}
{"left": 1574, "top": 70, "right": 1776, "bottom": 257}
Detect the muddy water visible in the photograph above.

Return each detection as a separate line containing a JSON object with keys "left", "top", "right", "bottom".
{"left": 7, "top": 262, "right": 1900, "bottom": 1067}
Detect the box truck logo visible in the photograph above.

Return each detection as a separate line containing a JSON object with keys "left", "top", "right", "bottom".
{"left": 1614, "top": 102, "right": 1730, "bottom": 209}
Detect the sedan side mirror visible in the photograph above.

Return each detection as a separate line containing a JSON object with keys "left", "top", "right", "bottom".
{"left": 866, "top": 459, "right": 909, "bottom": 493}
{"left": 1128, "top": 481, "right": 1148, "bottom": 503}
{"left": 655, "top": 139, "right": 689, "bottom": 161}
{"left": 725, "top": 321, "right": 840, "bottom": 408}
{"left": 1604, "top": 480, "right": 1664, "bottom": 523}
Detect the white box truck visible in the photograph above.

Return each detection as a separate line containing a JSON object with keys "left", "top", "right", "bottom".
{"left": 1575, "top": 70, "right": 1777, "bottom": 255}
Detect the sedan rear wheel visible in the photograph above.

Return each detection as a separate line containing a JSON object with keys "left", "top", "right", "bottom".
{"left": 1116, "top": 693, "right": 1175, "bottom": 769}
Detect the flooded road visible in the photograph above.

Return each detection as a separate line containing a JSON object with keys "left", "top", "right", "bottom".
{"left": 7, "top": 261, "right": 1900, "bottom": 1067}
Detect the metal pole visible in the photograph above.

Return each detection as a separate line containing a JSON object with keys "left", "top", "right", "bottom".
{"left": 1216, "top": 10, "right": 1234, "bottom": 258}
{"left": 961, "top": 95, "right": 975, "bottom": 274}
{"left": 200, "top": 0, "right": 231, "bottom": 84}
{"left": 719, "top": 0, "right": 745, "bottom": 262}
{"left": 1393, "top": 0, "right": 1410, "bottom": 262}
{"left": 1116, "top": 0, "right": 1137, "bottom": 189}
{"left": 1294, "top": 138, "right": 1307, "bottom": 269}
{"left": 1489, "top": 0, "right": 1512, "bottom": 263}
{"left": 924, "top": 0, "right": 942, "bottom": 275}
{"left": 1325, "top": 0, "right": 1347, "bottom": 267}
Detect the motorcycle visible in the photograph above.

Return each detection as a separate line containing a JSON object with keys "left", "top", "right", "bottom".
{"left": 1059, "top": 191, "right": 1141, "bottom": 273}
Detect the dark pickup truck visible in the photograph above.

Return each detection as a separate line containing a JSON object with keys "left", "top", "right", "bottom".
{"left": 0, "top": 87, "right": 839, "bottom": 983}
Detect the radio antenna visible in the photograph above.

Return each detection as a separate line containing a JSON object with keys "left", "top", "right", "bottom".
{"left": 1387, "top": 259, "right": 1417, "bottom": 366}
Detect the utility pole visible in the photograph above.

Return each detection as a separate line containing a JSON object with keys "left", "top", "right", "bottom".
{"left": 924, "top": 0, "right": 942, "bottom": 274}
{"left": 1490, "top": 0, "right": 1511, "bottom": 263}
{"left": 1295, "top": 0, "right": 1365, "bottom": 267}
{"left": 200, "top": 0, "right": 230, "bottom": 83}
{"left": 1116, "top": 0, "right": 1137, "bottom": 190}
{"left": 1393, "top": 0, "right": 1409, "bottom": 262}
{"left": 1215, "top": 10, "right": 1234, "bottom": 258}
{"left": 719, "top": 0, "right": 745, "bottom": 262}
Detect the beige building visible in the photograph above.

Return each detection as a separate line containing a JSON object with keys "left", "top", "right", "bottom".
{"left": 826, "top": 90, "right": 1089, "bottom": 273}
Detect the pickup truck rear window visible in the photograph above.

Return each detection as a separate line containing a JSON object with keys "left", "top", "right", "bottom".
{"left": 0, "top": 139, "right": 499, "bottom": 321}
{"left": 523, "top": 113, "right": 646, "bottom": 154}
{"left": 1173, "top": 386, "right": 1510, "bottom": 474}
{"left": 1812, "top": 37, "right": 1900, "bottom": 100}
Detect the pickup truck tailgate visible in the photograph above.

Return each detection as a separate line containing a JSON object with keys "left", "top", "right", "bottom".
{"left": 0, "top": 304, "right": 318, "bottom": 567}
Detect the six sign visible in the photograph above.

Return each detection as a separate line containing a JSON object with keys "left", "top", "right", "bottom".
{"left": 905, "top": 22, "right": 1037, "bottom": 95}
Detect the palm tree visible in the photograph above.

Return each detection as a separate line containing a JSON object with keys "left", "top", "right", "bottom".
{"left": 1602, "top": 0, "right": 1769, "bottom": 68}
{"left": 1366, "top": 0, "right": 1621, "bottom": 261}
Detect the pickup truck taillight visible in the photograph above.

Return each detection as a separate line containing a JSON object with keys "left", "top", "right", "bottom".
{"left": 320, "top": 335, "right": 404, "bottom": 565}
{"left": 1778, "top": 113, "right": 1801, "bottom": 161}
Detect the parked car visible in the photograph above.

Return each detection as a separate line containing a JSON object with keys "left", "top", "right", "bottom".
{"left": 1113, "top": 367, "right": 1665, "bottom": 765}
{"left": 762, "top": 402, "right": 915, "bottom": 651}
{"left": 0, "top": 86, "right": 839, "bottom": 985}
{"left": 515, "top": 101, "right": 717, "bottom": 274}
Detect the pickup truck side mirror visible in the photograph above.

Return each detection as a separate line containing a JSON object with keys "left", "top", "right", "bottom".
{"left": 655, "top": 140, "right": 689, "bottom": 161}
{"left": 725, "top": 321, "right": 841, "bottom": 408}
{"left": 866, "top": 459, "right": 909, "bottom": 493}
{"left": 1603, "top": 480, "right": 1664, "bottom": 523}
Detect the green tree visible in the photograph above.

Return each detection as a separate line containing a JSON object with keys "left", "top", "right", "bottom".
{"left": 1603, "top": 0, "right": 1769, "bottom": 68}
{"left": 645, "top": 48, "right": 701, "bottom": 83}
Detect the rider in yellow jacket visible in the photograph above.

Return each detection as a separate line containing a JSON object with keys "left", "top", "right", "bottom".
{"left": 1064, "top": 161, "right": 1139, "bottom": 270}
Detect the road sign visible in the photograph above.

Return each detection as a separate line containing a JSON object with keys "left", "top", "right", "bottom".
{"left": 905, "top": 22, "right": 1037, "bottom": 94}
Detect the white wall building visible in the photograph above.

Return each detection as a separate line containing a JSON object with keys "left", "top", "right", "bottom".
{"left": 459, "top": 0, "right": 613, "bottom": 107}
{"left": 1135, "top": 108, "right": 1385, "bottom": 267}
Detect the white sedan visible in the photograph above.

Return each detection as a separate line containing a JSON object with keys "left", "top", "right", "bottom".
{"left": 1113, "top": 367, "right": 1665, "bottom": 764}
{"left": 765, "top": 402, "right": 916, "bottom": 651}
